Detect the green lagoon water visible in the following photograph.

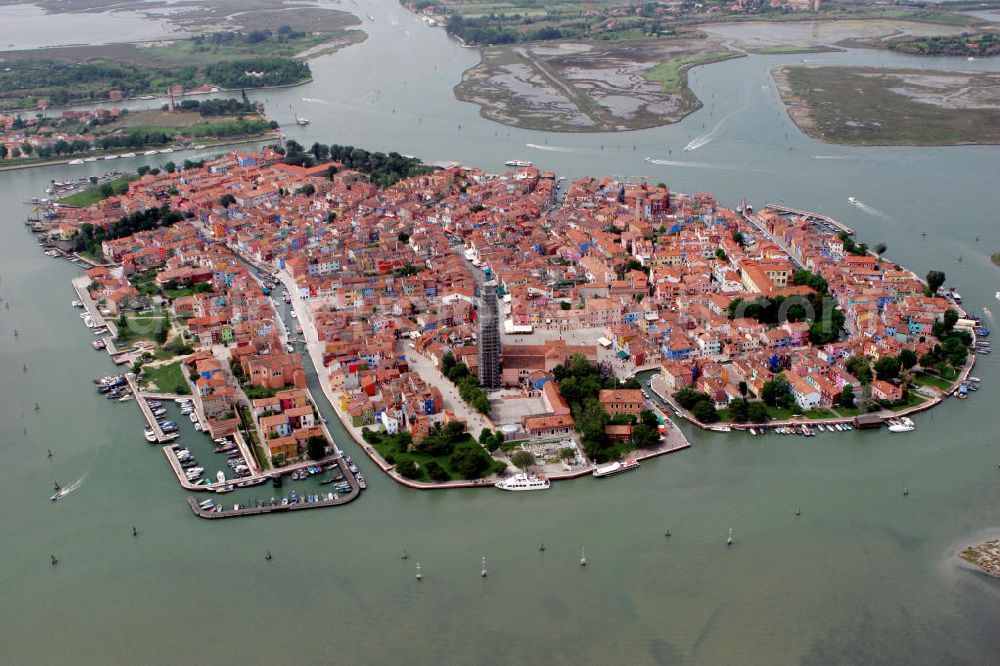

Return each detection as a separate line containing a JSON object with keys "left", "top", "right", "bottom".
{"left": 1, "top": 1, "right": 999, "bottom": 663}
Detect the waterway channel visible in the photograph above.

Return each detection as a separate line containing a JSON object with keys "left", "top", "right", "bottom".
{"left": 1, "top": 0, "right": 999, "bottom": 663}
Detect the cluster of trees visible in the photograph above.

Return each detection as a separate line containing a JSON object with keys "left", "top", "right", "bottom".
{"left": 203, "top": 57, "right": 310, "bottom": 90}
{"left": 673, "top": 388, "right": 720, "bottom": 423}
{"left": 889, "top": 32, "right": 1000, "bottom": 57}
{"left": 362, "top": 424, "right": 501, "bottom": 481}
{"left": 443, "top": 9, "right": 666, "bottom": 45}
{"left": 923, "top": 309, "right": 969, "bottom": 373}
{"left": 194, "top": 26, "right": 308, "bottom": 48}
{"left": 441, "top": 352, "right": 491, "bottom": 414}
{"left": 554, "top": 354, "right": 637, "bottom": 461}
{"left": 278, "top": 140, "right": 432, "bottom": 188}
{"left": 72, "top": 204, "right": 183, "bottom": 258}
{"left": 727, "top": 291, "right": 845, "bottom": 345}
{"left": 838, "top": 231, "right": 869, "bottom": 257}
{"left": 187, "top": 117, "right": 276, "bottom": 138}
{"left": 176, "top": 97, "right": 258, "bottom": 116}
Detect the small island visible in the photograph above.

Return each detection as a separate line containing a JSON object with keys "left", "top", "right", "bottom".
{"left": 960, "top": 539, "right": 1000, "bottom": 578}
{"left": 0, "top": 22, "right": 362, "bottom": 112}
{"left": 1, "top": 97, "right": 278, "bottom": 170}
{"left": 772, "top": 65, "right": 1000, "bottom": 146}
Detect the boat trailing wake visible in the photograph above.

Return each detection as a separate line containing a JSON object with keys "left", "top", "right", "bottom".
{"left": 811, "top": 155, "right": 853, "bottom": 160}
{"left": 854, "top": 201, "right": 889, "bottom": 219}
{"left": 644, "top": 157, "right": 736, "bottom": 171}
{"left": 684, "top": 104, "right": 745, "bottom": 152}
{"left": 525, "top": 143, "right": 577, "bottom": 153}
{"left": 55, "top": 473, "right": 87, "bottom": 500}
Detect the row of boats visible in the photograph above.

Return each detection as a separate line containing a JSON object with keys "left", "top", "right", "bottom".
{"left": 65, "top": 148, "right": 190, "bottom": 165}
{"left": 196, "top": 489, "right": 343, "bottom": 514}
{"left": 495, "top": 458, "right": 644, "bottom": 491}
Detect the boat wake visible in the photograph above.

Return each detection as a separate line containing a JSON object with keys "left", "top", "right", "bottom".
{"left": 854, "top": 201, "right": 889, "bottom": 219}
{"left": 54, "top": 473, "right": 87, "bottom": 500}
{"left": 644, "top": 157, "right": 736, "bottom": 170}
{"left": 811, "top": 155, "right": 852, "bottom": 160}
{"left": 684, "top": 104, "right": 745, "bottom": 152}
{"left": 525, "top": 143, "right": 577, "bottom": 154}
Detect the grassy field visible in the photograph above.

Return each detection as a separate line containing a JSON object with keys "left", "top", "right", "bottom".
{"left": 991, "top": 253, "right": 1000, "bottom": 268}
{"left": 644, "top": 50, "right": 737, "bottom": 94}
{"left": 748, "top": 44, "right": 837, "bottom": 55}
{"left": 59, "top": 174, "right": 140, "bottom": 206}
{"left": 116, "top": 309, "right": 168, "bottom": 346}
{"left": 141, "top": 360, "right": 191, "bottom": 395}
{"left": 773, "top": 65, "right": 1000, "bottom": 146}
{"left": 914, "top": 372, "right": 955, "bottom": 391}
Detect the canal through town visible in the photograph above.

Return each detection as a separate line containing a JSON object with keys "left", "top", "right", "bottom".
{"left": 1, "top": 0, "right": 999, "bottom": 663}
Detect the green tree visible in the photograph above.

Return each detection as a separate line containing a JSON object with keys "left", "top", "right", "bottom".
{"left": 395, "top": 456, "right": 422, "bottom": 479}
{"left": 306, "top": 435, "right": 327, "bottom": 460}
{"left": 762, "top": 376, "right": 793, "bottom": 408}
{"left": 423, "top": 460, "right": 449, "bottom": 482}
{"left": 220, "top": 193, "right": 236, "bottom": 207}
{"left": 845, "top": 355, "right": 873, "bottom": 384}
{"left": 925, "top": 270, "right": 946, "bottom": 296}
{"left": 840, "top": 385, "right": 856, "bottom": 408}
{"left": 746, "top": 401, "right": 770, "bottom": 422}
{"left": 450, "top": 444, "right": 493, "bottom": 479}
{"left": 899, "top": 348, "right": 918, "bottom": 370}
{"left": 728, "top": 399, "right": 749, "bottom": 422}
{"left": 691, "top": 401, "right": 719, "bottom": 423}
{"left": 510, "top": 449, "right": 535, "bottom": 471}
{"left": 874, "top": 356, "right": 902, "bottom": 381}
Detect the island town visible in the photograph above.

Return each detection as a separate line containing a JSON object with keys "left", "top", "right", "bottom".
{"left": 27, "top": 143, "right": 986, "bottom": 511}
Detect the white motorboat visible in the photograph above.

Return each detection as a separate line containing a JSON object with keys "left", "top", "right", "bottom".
{"left": 505, "top": 159, "right": 532, "bottom": 168}
{"left": 592, "top": 459, "right": 640, "bottom": 478}
{"left": 495, "top": 472, "right": 550, "bottom": 491}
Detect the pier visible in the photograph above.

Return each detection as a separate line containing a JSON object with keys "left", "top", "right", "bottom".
{"left": 187, "top": 488, "right": 358, "bottom": 519}
{"left": 126, "top": 373, "right": 170, "bottom": 443}
{"left": 71, "top": 275, "right": 118, "bottom": 338}
{"left": 762, "top": 204, "right": 854, "bottom": 235}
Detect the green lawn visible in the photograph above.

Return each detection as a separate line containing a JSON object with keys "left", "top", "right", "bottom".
{"left": 890, "top": 392, "right": 928, "bottom": 412}
{"left": 59, "top": 174, "right": 140, "bottom": 206}
{"left": 140, "top": 360, "right": 190, "bottom": 395}
{"left": 644, "top": 50, "right": 736, "bottom": 94}
{"left": 116, "top": 310, "right": 168, "bottom": 345}
{"left": 913, "top": 372, "right": 954, "bottom": 391}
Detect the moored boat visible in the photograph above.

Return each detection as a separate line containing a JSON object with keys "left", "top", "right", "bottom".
{"left": 592, "top": 459, "right": 640, "bottom": 478}
{"left": 495, "top": 472, "right": 550, "bottom": 491}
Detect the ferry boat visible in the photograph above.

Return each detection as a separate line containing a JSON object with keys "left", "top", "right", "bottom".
{"left": 505, "top": 159, "right": 533, "bottom": 168}
{"left": 592, "top": 459, "right": 640, "bottom": 478}
{"left": 495, "top": 472, "right": 550, "bottom": 491}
